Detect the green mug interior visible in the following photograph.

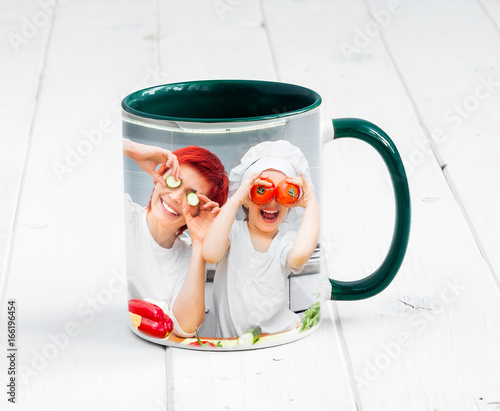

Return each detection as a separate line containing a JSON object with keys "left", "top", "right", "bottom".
{"left": 121, "top": 80, "right": 322, "bottom": 122}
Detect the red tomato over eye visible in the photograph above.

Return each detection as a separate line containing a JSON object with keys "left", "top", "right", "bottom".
{"left": 276, "top": 180, "right": 300, "bottom": 206}
{"left": 250, "top": 177, "right": 276, "bottom": 204}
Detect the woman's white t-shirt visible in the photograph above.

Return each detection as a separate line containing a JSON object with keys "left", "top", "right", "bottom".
{"left": 124, "top": 195, "right": 194, "bottom": 335}
{"left": 213, "top": 220, "right": 302, "bottom": 338}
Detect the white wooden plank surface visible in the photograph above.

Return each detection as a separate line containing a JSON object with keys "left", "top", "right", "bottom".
{"left": 0, "top": 0, "right": 52, "bottom": 310}
{"left": 480, "top": 0, "right": 500, "bottom": 30}
{"left": 262, "top": 0, "right": 500, "bottom": 409}
{"left": 158, "top": 0, "right": 276, "bottom": 82}
{"left": 0, "top": 3, "right": 54, "bottom": 405}
{"left": 365, "top": 0, "right": 500, "bottom": 283}
{"left": 1, "top": 1, "right": 170, "bottom": 409}
{"left": 2, "top": 0, "right": 500, "bottom": 410}
{"left": 170, "top": 301, "right": 358, "bottom": 411}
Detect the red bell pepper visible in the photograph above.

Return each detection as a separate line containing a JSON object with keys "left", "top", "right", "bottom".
{"left": 137, "top": 317, "right": 172, "bottom": 339}
{"left": 128, "top": 299, "right": 165, "bottom": 322}
{"left": 128, "top": 299, "right": 174, "bottom": 339}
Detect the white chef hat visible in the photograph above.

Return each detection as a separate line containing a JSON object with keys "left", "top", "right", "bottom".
{"left": 229, "top": 140, "right": 312, "bottom": 223}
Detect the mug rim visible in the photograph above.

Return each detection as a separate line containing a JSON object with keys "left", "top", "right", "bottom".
{"left": 121, "top": 79, "right": 322, "bottom": 123}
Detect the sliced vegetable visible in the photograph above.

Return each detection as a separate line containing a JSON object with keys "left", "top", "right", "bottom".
{"left": 186, "top": 192, "right": 200, "bottom": 206}
{"left": 276, "top": 179, "right": 300, "bottom": 206}
{"left": 250, "top": 177, "right": 276, "bottom": 204}
{"left": 300, "top": 301, "right": 321, "bottom": 332}
{"left": 128, "top": 312, "right": 141, "bottom": 328}
{"left": 166, "top": 175, "right": 181, "bottom": 188}
{"left": 238, "top": 325, "right": 262, "bottom": 346}
{"left": 189, "top": 329, "right": 222, "bottom": 347}
{"left": 188, "top": 340, "right": 222, "bottom": 348}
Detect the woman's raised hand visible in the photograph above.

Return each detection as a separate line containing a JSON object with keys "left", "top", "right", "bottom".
{"left": 182, "top": 193, "right": 221, "bottom": 247}
{"left": 123, "top": 138, "right": 179, "bottom": 186}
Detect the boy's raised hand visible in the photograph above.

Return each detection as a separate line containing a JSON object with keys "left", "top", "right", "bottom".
{"left": 236, "top": 172, "right": 273, "bottom": 205}
{"left": 283, "top": 173, "right": 316, "bottom": 209}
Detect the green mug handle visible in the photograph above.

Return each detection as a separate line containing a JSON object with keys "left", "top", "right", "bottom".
{"left": 329, "top": 118, "right": 411, "bottom": 300}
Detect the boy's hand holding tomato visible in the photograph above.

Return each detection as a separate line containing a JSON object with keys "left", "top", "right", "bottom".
{"left": 281, "top": 173, "right": 316, "bottom": 209}
{"left": 250, "top": 176, "right": 276, "bottom": 204}
{"left": 230, "top": 172, "right": 274, "bottom": 206}
{"left": 275, "top": 179, "right": 300, "bottom": 206}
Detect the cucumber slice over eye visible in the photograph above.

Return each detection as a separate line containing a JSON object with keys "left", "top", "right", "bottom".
{"left": 186, "top": 192, "right": 200, "bottom": 206}
{"left": 165, "top": 175, "right": 181, "bottom": 188}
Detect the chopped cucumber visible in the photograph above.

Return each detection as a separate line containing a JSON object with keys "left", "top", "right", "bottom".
{"left": 166, "top": 175, "right": 181, "bottom": 188}
{"left": 238, "top": 325, "right": 262, "bottom": 346}
{"left": 186, "top": 192, "right": 200, "bottom": 206}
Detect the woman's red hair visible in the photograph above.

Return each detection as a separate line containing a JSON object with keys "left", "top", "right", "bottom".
{"left": 149, "top": 145, "right": 229, "bottom": 236}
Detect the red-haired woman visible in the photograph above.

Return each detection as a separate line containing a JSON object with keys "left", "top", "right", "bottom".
{"left": 123, "top": 138, "right": 229, "bottom": 338}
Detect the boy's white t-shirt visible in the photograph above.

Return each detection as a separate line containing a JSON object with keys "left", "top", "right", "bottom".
{"left": 124, "top": 195, "right": 195, "bottom": 336}
{"left": 213, "top": 220, "right": 302, "bottom": 338}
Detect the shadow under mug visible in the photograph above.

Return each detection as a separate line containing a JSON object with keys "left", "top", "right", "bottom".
{"left": 121, "top": 80, "right": 411, "bottom": 350}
